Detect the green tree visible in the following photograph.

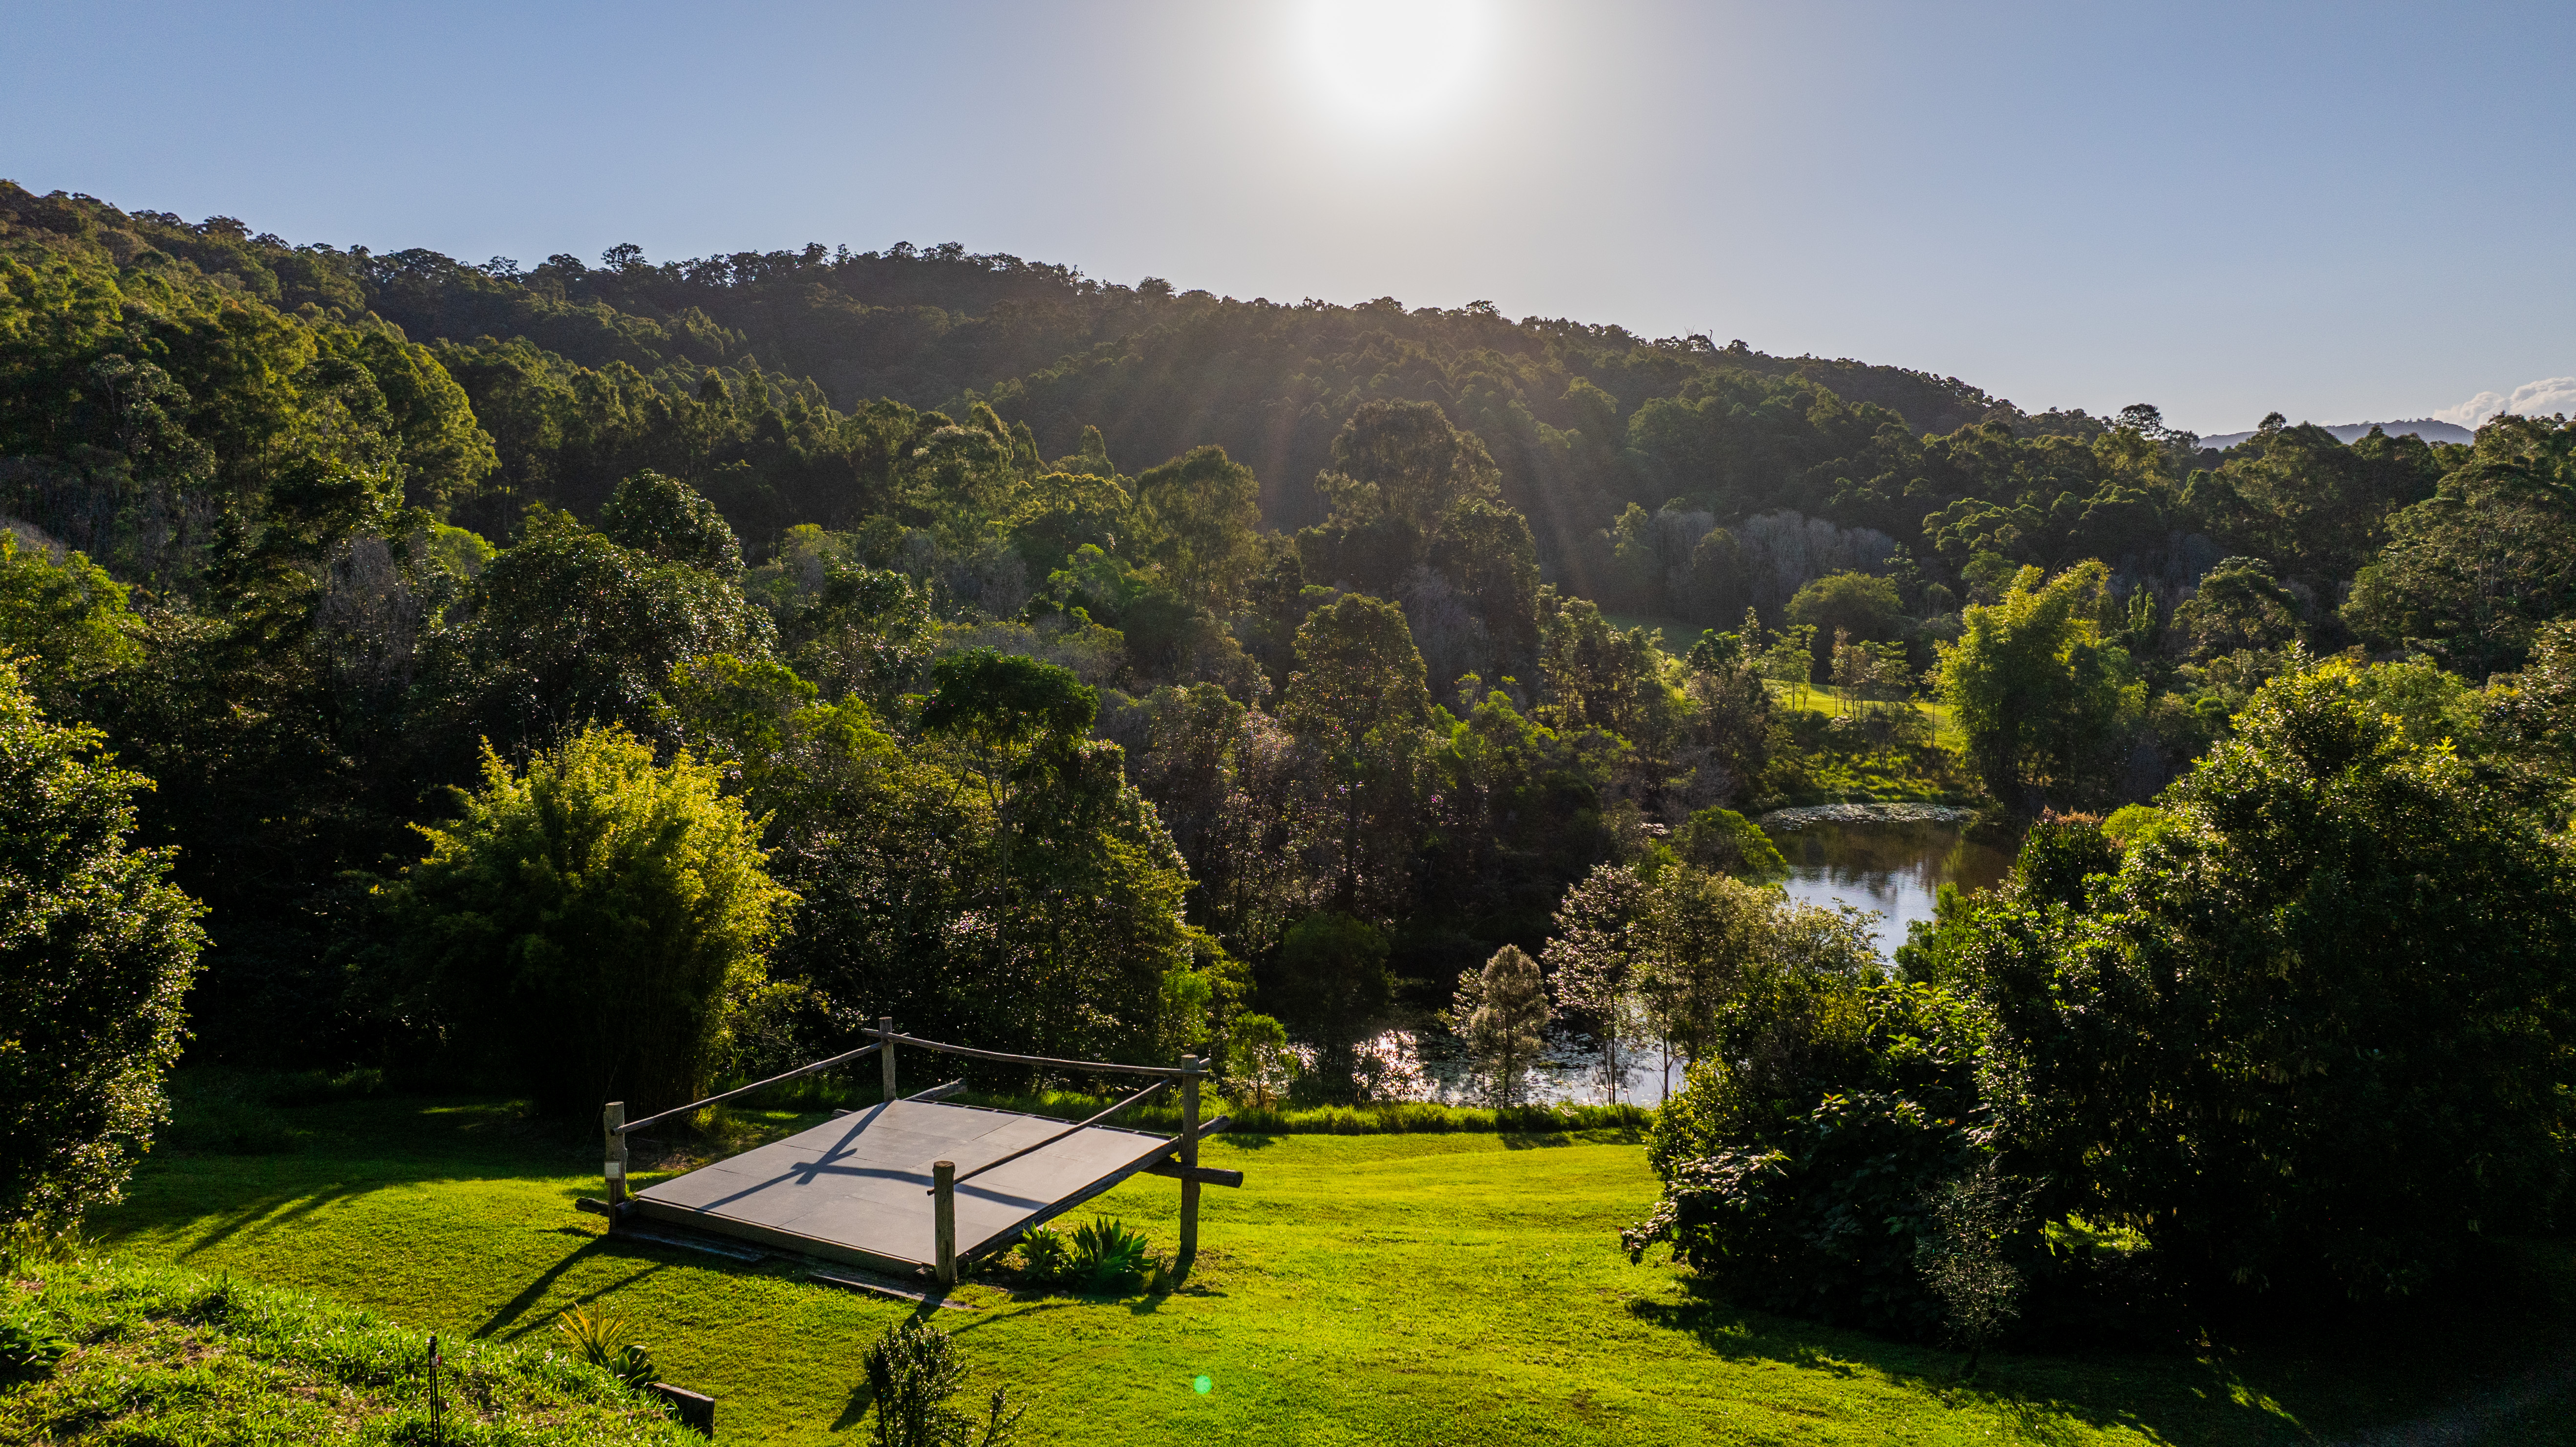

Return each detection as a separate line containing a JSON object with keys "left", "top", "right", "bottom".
{"left": 1786, "top": 571, "right": 1905, "bottom": 681}
{"left": 0, "top": 534, "right": 143, "bottom": 713}
{"left": 0, "top": 661, "right": 206, "bottom": 1228}
{"left": 672, "top": 649, "right": 1219, "bottom": 1069}
{"left": 1222, "top": 1011, "right": 1298, "bottom": 1109}
{"left": 597, "top": 470, "right": 745, "bottom": 579}
{"left": 428, "top": 506, "right": 773, "bottom": 756}
{"left": 919, "top": 649, "right": 1098, "bottom": 929}
{"left": 1312, "top": 399, "right": 1503, "bottom": 528}
{"left": 1004, "top": 470, "right": 1132, "bottom": 578}
{"left": 2169, "top": 556, "right": 2303, "bottom": 663}
{"left": 382, "top": 724, "right": 796, "bottom": 1113}
{"left": 1624, "top": 969, "right": 1992, "bottom": 1340}
{"left": 2483, "top": 618, "right": 2576, "bottom": 781}
{"left": 2186, "top": 419, "right": 2443, "bottom": 584}
{"left": 1933, "top": 561, "right": 2139, "bottom": 809}
{"left": 1674, "top": 807, "right": 1787, "bottom": 881}
{"left": 1278, "top": 595, "right": 1431, "bottom": 914}
{"left": 2342, "top": 415, "right": 2576, "bottom": 677}
{"left": 1966, "top": 660, "right": 2576, "bottom": 1297}
{"left": 1270, "top": 911, "right": 1393, "bottom": 1098}
{"left": 1444, "top": 945, "right": 1553, "bottom": 1107}
{"left": 1542, "top": 864, "right": 1650, "bottom": 1105}
{"left": 1133, "top": 446, "right": 1262, "bottom": 612}
{"left": 1298, "top": 401, "right": 1539, "bottom": 677}
{"left": 784, "top": 564, "right": 935, "bottom": 707}
{"left": 1538, "top": 593, "right": 1662, "bottom": 736}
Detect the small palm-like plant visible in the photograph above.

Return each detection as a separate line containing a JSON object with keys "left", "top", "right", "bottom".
{"left": 554, "top": 1301, "right": 656, "bottom": 1388}
{"left": 1013, "top": 1225, "right": 1072, "bottom": 1285}
{"left": 1066, "top": 1218, "right": 1154, "bottom": 1293}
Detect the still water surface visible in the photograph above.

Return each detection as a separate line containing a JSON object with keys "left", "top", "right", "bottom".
{"left": 1379, "top": 818, "right": 2013, "bottom": 1107}
{"left": 1770, "top": 818, "right": 2013, "bottom": 959}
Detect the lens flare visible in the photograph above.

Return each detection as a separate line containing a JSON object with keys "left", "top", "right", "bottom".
{"left": 1298, "top": 0, "right": 1489, "bottom": 131}
{"left": 1193, "top": 1375, "right": 1213, "bottom": 1395}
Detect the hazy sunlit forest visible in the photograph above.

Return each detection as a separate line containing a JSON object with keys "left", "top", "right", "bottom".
{"left": 7, "top": 179, "right": 2576, "bottom": 1441}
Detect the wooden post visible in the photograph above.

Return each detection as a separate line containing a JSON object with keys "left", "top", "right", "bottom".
{"left": 1177, "top": 1055, "right": 1202, "bottom": 1277}
{"left": 932, "top": 1160, "right": 957, "bottom": 1286}
{"left": 879, "top": 1016, "right": 897, "bottom": 1104}
{"left": 602, "top": 1102, "right": 628, "bottom": 1213}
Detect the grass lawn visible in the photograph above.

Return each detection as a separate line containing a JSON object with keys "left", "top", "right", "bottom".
{"left": 1, "top": 1256, "right": 695, "bottom": 1446}
{"left": 85, "top": 1087, "right": 2576, "bottom": 1445}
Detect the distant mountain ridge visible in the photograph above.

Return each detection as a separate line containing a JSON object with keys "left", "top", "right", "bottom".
{"left": 2198, "top": 418, "right": 2475, "bottom": 450}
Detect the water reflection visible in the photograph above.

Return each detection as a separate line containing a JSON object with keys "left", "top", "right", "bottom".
{"left": 1767, "top": 819, "right": 2012, "bottom": 960}
{"left": 1344, "top": 1022, "right": 1670, "bottom": 1107}
{"left": 1368, "top": 818, "right": 2013, "bottom": 1107}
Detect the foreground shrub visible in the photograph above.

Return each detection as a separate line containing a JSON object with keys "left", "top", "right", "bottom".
{"left": 1626, "top": 978, "right": 1999, "bottom": 1340}
{"left": 861, "top": 1319, "right": 1022, "bottom": 1447}
{"left": 0, "top": 660, "right": 206, "bottom": 1229}
{"left": 1009, "top": 1218, "right": 1156, "bottom": 1295}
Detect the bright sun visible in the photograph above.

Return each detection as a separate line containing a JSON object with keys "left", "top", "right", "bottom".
{"left": 1298, "top": 0, "right": 1489, "bottom": 131}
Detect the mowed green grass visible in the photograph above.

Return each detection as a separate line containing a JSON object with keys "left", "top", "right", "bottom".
{"left": 87, "top": 1091, "right": 2576, "bottom": 1446}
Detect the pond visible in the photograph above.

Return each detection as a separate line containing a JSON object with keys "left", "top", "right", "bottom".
{"left": 1765, "top": 811, "right": 2015, "bottom": 960}
{"left": 1372, "top": 809, "right": 2015, "bottom": 1107}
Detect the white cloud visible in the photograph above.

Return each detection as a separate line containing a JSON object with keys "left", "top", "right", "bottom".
{"left": 2434, "top": 377, "right": 2576, "bottom": 427}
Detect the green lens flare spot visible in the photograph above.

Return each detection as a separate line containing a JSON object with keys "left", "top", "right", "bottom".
{"left": 1193, "top": 1375, "right": 1212, "bottom": 1395}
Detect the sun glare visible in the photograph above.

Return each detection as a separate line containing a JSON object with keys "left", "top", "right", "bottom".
{"left": 1298, "top": 0, "right": 1489, "bottom": 132}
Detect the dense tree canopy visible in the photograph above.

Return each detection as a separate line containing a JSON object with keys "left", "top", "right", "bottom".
{"left": 1961, "top": 663, "right": 2576, "bottom": 1297}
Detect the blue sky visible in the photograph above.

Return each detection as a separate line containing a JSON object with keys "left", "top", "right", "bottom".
{"left": 6, "top": 0, "right": 2570, "bottom": 435}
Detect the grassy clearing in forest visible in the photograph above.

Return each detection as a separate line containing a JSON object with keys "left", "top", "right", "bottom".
{"left": 70, "top": 1084, "right": 2576, "bottom": 1446}
{"left": 1756, "top": 685, "right": 1979, "bottom": 808}
{"left": 1596, "top": 611, "right": 1975, "bottom": 804}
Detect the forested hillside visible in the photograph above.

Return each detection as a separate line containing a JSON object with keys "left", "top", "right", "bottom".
{"left": 8, "top": 180, "right": 2576, "bottom": 1333}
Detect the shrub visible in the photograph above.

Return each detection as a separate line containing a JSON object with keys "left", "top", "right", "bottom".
{"left": 1675, "top": 806, "right": 1788, "bottom": 881}
{"left": 0, "top": 660, "right": 206, "bottom": 1229}
{"left": 1066, "top": 1218, "right": 1155, "bottom": 1294}
{"left": 1916, "top": 1161, "right": 2030, "bottom": 1368}
{"left": 1627, "top": 979, "right": 1999, "bottom": 1339}
{"left": 860, "top": 1320, "right": 1022, "bottom": 1447}
{"left": 378, "top": 724, "right": 796, "bottom": 1114}
{"left": 1012, "top": 1225, "right": 1071, "bottom": 1283}
{"left": 554, "top": 1302, "right": 655, "bottom": 1389}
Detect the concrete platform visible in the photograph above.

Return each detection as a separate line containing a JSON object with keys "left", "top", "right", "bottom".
{"left": 628, "top": 1098, "right": 1175, "bottom": 1275}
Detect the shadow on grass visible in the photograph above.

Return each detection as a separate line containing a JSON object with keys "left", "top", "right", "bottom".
{"left": 163, "top": 1180, "right": 387, "bottom": 1260}
{"left": 1626, "top": 1257, "right": 2576, "bottom": 1447}
{"left": 471, "top": 1232, "right": 669, "bottom": 1341}
{"left": 1625, "top": 1287, "right": 2249, "bottom": 1441}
